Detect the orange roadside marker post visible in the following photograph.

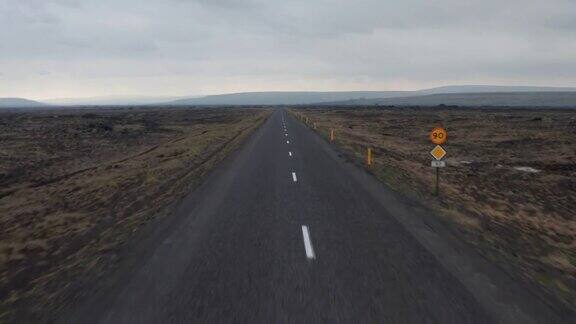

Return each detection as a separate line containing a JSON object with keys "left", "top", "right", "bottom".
{"left": 366, "top": 147, "right": 373, "bottom": 167}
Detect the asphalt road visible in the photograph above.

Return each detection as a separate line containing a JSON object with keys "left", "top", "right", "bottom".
{"left": 62, "top": 109, "right": 572, "bottom": 323}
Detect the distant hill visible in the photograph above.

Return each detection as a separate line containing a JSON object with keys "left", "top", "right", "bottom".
{"left": 166, "top": 86, "right": 576, "bottom": 106}
{"left": 0, "top": 98, "right": 46, "bottom": 108}
{"left": 4, "top": 85, "right": 576, "bottom": 107}
{"left": 327, "top": 92, "right": 576, "bottom": 107}
{"left": 415, "top": 85, "right": 576, "bottom": 95}
{"left": 168, "top": 91, "right": 411, "bottom": 106}
{"left": 45, "top": 95, "right": 190, "bottom": 106}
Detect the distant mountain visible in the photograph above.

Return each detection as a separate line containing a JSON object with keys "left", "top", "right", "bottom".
{"left": 168, "top": 91, "right": 411, "bottom": 106}
{"left": 45, "top": 95, "right": 191, "bottom": 106}
{"left": 416, "top": 85, "right": 576, "bottom": 95}
{"left": 166, "top": 86, "right": 576, "bottom": 106}
{"left": 327, "top": 92, "right": 576, "bottom": 107}
{"left": 5, "top": 85, "right": 576, "bottom": 108}
{"left": 0, "top": 98, "right": 46, "bottom": 108}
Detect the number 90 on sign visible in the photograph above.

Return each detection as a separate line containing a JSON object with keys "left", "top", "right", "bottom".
{"left": 429, "top": 127, "right": 447, "bottom": 145}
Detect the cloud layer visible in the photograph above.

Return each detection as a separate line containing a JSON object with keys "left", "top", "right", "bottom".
{"left": 1, "top": 0, "right": 575, "bottom": 99}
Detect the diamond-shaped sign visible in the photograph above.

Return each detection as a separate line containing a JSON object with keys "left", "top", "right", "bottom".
{"left": 430, "top": 145, "right": 446, "bottom": 160}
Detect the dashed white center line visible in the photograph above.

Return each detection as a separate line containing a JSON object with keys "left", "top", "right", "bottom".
{"left": 285, "top": 134, "right": 288, "bottom": 136}
{"left": 292, "top": 172, "right": 297, "bottom": 182}
{"left": 288, "top": 151, "right": 292, "bottom": 157}
{"left": 301, "top": 226, "right": 316, "bottom": 260}
{"left": 286, "top": 140, "right": 290, "bottom": 144}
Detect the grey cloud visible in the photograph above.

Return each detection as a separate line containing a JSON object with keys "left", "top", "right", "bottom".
{"left": 0, "top": 0, "right": 575, "bottom": 99}
{"left": 545, "top": 14, "right": 576, "bottom": 31}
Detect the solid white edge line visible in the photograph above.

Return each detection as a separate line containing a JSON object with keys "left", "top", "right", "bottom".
{"left": 292, "top": 172, "right": 297, "bottom": 182}
{"left": 301, "top": 226, "right": 316, "bottom": 259}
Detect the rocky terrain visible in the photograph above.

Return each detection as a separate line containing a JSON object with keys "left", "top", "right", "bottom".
{"left": 0, "top": 106, "right": 270, "bottom": 322}
{"left": 292, "top": 106, "right": 576, "bottom": 307}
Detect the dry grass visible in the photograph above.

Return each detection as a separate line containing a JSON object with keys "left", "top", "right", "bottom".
{"left": 0, "top": 107, "right": 270, "bottom": 321}
{"left": 292, "top": 106, "right": 576, "bottom": 306}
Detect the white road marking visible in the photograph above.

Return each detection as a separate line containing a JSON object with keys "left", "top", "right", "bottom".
{"left": 292, "top": 172, "right": 297, "bottom": 182}
{"left": 301, "top": 226, "right": 316, "bottom": 259}
{"left": 286, "top": 140, "right": 290, "bottom": 144}
{"left": 285, "top": 134, "right": 288, "bottom": 136}
{"left": 289, "top": 151, "right": 292, "bottom": 157}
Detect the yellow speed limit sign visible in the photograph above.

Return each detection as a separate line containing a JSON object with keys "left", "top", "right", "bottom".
{"left": 429, "top": 127, "right": 447, "bottom": 145}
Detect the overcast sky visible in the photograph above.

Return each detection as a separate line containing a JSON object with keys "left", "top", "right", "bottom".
{"left": 1, "top": 0, "right": 575, "bottom": 100}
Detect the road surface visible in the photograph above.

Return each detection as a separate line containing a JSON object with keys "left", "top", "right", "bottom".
{"left": 62, "top": 109, "right": 572, "bottom": 323}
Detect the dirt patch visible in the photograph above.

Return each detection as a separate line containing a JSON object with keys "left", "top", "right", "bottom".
{"left": 291, "top": 106, "right": 576, "bottom": 307}
{"left": 0, "top": 106, "right": 271, "bottom": 322}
